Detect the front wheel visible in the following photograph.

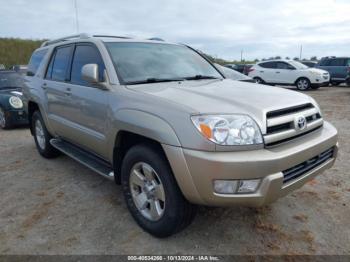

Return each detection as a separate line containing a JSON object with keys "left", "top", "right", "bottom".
{"left": 296, "top": 78, "right": 311, "bottom": 91}
{"left": 121, "top": 144, "right": 197, "bottom": 238}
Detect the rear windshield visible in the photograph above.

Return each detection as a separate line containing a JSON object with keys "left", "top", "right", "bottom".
{"left": 27, "top": 49, "right": 48, "bottom": 76}
{"left": 0, "top": 72, "right": 23, "bottom": 90}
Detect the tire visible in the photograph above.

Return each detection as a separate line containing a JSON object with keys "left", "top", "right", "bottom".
{"left": 253, "top": 77, "right": 264, "bottom": 84}
{"left": 32, "top": 110, "right": 60, "bottom": 158}
{"left": 296, "top": 77, "right": 311, "bottom": 91}
{"left": 121, "top": 144, "right": 197, "bottom": 238}
{"left": 0, "top": 106, "right": 11, "bottom": 129}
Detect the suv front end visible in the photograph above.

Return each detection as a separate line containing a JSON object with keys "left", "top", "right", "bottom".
{"left": 164, "top": 102, "right": 338, "bottom": 207}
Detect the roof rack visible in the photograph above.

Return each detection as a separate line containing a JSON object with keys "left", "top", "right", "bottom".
{"left": 40, "top": 33, "right": 90, "bottom": 47}
{"left": 92, "top": 35, "right": 131, "bottom": 39}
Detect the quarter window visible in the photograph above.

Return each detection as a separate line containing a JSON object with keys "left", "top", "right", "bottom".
{"left": 70, "top": 45, "right": 105, "bottom": 86}
{"left": 27, "top": 49, "right": 48, "bottom": 76}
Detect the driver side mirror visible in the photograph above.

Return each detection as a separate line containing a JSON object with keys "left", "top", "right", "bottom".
{"left": 82, "top": 64, "right": 100, "bottom": 84}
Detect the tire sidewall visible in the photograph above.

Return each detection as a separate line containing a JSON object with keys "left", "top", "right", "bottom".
{"left": 0, "top": 107, "right": 8, "bottom": 129}
{"left": 296, "top": 78, "right": 311, "bottom": 90}
{"left": 121, "top": 145, "right": 186, "bottom": 237}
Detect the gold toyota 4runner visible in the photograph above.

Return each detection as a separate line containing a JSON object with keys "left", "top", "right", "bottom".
{"left": 23, "top": 34, "right": 338, "bottom": 237}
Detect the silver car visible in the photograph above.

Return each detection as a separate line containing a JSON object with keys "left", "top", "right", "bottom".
{"left": 23, "top": 34, "right": 338, "bottom": 237}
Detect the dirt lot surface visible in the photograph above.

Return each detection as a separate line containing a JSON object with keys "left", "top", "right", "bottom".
{"left": 0, "top": 86, "right": 349, "bottom": 255}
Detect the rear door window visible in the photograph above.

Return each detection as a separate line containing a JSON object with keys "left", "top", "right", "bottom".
{"left": 27, "top": 49, "right": 48, "bottom": 76}
{"left": 48, "top": 46, "right": 73, "bottom": 82}
{"left": 70, "top": 44, "right": 105, "bottom": 86}
{"left": 259, "top": 62, "right": 277, "bottom": 69}
{"left": 329, "top": 59, "right": 345, "bottom": 66}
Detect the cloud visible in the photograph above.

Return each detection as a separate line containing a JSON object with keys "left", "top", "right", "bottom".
{"left": 0, "top": 0, "right": 349, "bottom": 60}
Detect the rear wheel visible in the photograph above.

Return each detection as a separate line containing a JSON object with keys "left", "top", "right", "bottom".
{"left": 253, "top": 77, "right": 264, "bottom": 84}
{"left": 296, "top": 78, "right": 311, "bottom": 91}
{"left": 121, "top": 144, "right": 197, "bottom": 238}
{"left": 32, "top": 111, "right": 60, "bottom": 158}
{"left": 0, "top": 107, "right": 11, "bottom": 129}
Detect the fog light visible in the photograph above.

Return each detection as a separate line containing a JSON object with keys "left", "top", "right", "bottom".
{"left": 237, "top": 179, "right": 260, "bottom": 193}
{"left": 213, "top": 179, "right": 261, "bottom": 194}
{"left": 213, "top": 180, "right": 238, "bottom": 194}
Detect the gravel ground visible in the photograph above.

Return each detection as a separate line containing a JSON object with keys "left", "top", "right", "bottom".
{"left": 0, "top": 86, "right": 349, "bottom": 255}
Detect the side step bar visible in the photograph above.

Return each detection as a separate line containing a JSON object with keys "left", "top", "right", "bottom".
{"left": 50, "top": 138, "right": 114, "bottom": 180}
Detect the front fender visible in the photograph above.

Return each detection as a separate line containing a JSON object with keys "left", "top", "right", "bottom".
{"left": 107, "top": 109, "right": 181, "bottom": 161}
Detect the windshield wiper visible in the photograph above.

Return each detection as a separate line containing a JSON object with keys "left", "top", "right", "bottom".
{"left": 125, "top": 78, "right": 184, "bottom": 85}
{"left": 184, "top": 75, "right": 220, "bottom": 80}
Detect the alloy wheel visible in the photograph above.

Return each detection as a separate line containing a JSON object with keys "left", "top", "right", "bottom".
{"left": 35, "top": 119, "right": 46, "bottom": 150}
{"left": 129, "top": 162, "right": 166, "bottom": 221}
{"left": 297, "top": 79, "right": 310, "bottom": 90}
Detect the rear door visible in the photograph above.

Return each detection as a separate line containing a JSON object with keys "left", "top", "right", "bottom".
{"left": 329, "top": 58, "right": 347, "bottom": 80}
{"left": 43, "top": 45, "right": 74, "bottom": 135}
{"left": 258, "top": 62, "right": 277, "bottom": 83}
{"left": 63, "top": 43, "right": 109, "bottom": 157}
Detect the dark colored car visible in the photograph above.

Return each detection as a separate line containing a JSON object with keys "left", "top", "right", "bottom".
{"left": 316, "top": 57, "right": 350, "bottom": 86}
{"left": 301, "top": 61, "right": 317, "bottom": 68}
{"left": 9, "top": 65, "right": 28, "bottom": 75}
{"left": 214, "top": 63, "right": 255, "bottom": 83}
{"left": 0, "top": 71, "right": 28, "bottom": 129}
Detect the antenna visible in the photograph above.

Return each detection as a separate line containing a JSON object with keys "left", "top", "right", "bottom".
{"left": 74, "top": 0, "right": 79, "bottom": 33}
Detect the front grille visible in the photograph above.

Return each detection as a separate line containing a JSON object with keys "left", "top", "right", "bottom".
{"left": 282, "top": 147, "right": 334, "bottom": 183}
{"left": 264, "top": 103, "right": 323, "bottom": 147}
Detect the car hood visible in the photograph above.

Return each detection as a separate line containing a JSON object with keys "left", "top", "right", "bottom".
{"left": 0, "top": 88, "right": 23, "bottom": 97}
{"left": 306, "top": 68, "right": 329, "bottom": 74}
{"left": 127, "top": 79, "right": 315, "bottom": 130}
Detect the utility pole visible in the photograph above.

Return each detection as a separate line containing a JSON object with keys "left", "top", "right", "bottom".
{"left": 240, "top": 50, "right": 243, "bottom": 62}
{"left": 74, "top": 0, "right": 79, "bottom": 33}
{"left": 299, "top": 45, "right": 303, "bottom": 60}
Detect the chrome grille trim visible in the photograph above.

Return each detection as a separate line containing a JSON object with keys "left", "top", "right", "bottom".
{"left": 264, "top": 103, "right": 323, "bottom": 147}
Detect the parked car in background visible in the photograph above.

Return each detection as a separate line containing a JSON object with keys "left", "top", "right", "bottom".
{"left": 214, "top": 63, "right": 255, "bottom": 83}
{"left": 0, "top": 64, "right": 5, "bottom": 70}
{"left": 249, "top": 60, "right": 330, "bottom": 90}
{"left": 0, "top": 70, "right": 28, "bottom": 129}
{"left": 224, "top": 63, "right": 245, "bottom": 73}
{"left": 9, "top": 65, "right": 28, "bottom": 75}
{"left": 301, "top": 61, "right": 317, "bottom": 68}
{"left": 315, "top": 57, "right": 350, "bottom": 86}
{"left": 243, "top": 64, "right": 254, "bottom": 75}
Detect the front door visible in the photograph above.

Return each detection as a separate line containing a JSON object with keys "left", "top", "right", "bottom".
{"left": 62, "top": 44, "right": 109, "bottom": 158}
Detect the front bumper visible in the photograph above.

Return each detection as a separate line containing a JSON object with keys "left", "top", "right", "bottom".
{"left": 5, "top": 109, "right": 29, "bottom": 126}
{"left": 163, "top": 121, "right": 338, "bottom": 207}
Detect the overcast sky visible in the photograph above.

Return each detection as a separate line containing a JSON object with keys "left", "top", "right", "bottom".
{"left": 1, "top": 0, "right": 349, "bottom": 61}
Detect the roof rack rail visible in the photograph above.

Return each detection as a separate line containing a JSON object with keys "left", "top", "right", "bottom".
{"left": 92, "top": 35, "right": 131, "bottom": 39}
{"left": 41, "top": 33, "right": 90, "bottom": 47}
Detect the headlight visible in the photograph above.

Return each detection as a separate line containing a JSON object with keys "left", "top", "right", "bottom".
{"left": 191, "top": 114, "right": 263, "bottom": 145}
{"left": 9, "top": 96, "right": 23, "bottom": 109}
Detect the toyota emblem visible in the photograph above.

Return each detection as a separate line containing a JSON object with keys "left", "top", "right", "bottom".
{"left": 296, "top": 116, "right": 307, "bottom": 130}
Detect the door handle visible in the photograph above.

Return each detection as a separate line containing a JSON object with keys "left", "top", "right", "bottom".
{"left": 276, "top": 71, "right": 280, "bottom": 73}
{"left": 64, "top": 87, "right": 72, "bottom": 96}
{"left": 41, "top": 83, "right": 47, "bottom": 90}
{"left": 260, "top": 71, "right": 264, "bottom": 73}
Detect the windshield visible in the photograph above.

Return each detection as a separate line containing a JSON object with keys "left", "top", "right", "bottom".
{"left": 289, "top": 61, "right": 309, "bottom": 70}
{"left": 0, "top": 72, "right": 23, "bottom": 90}
{"left": 105, "top": 42, "right": 222, "bottom": 84}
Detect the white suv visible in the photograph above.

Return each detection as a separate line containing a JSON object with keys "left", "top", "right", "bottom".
{"left": 248, "top": 60, "right": 330, "bottom": 90}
